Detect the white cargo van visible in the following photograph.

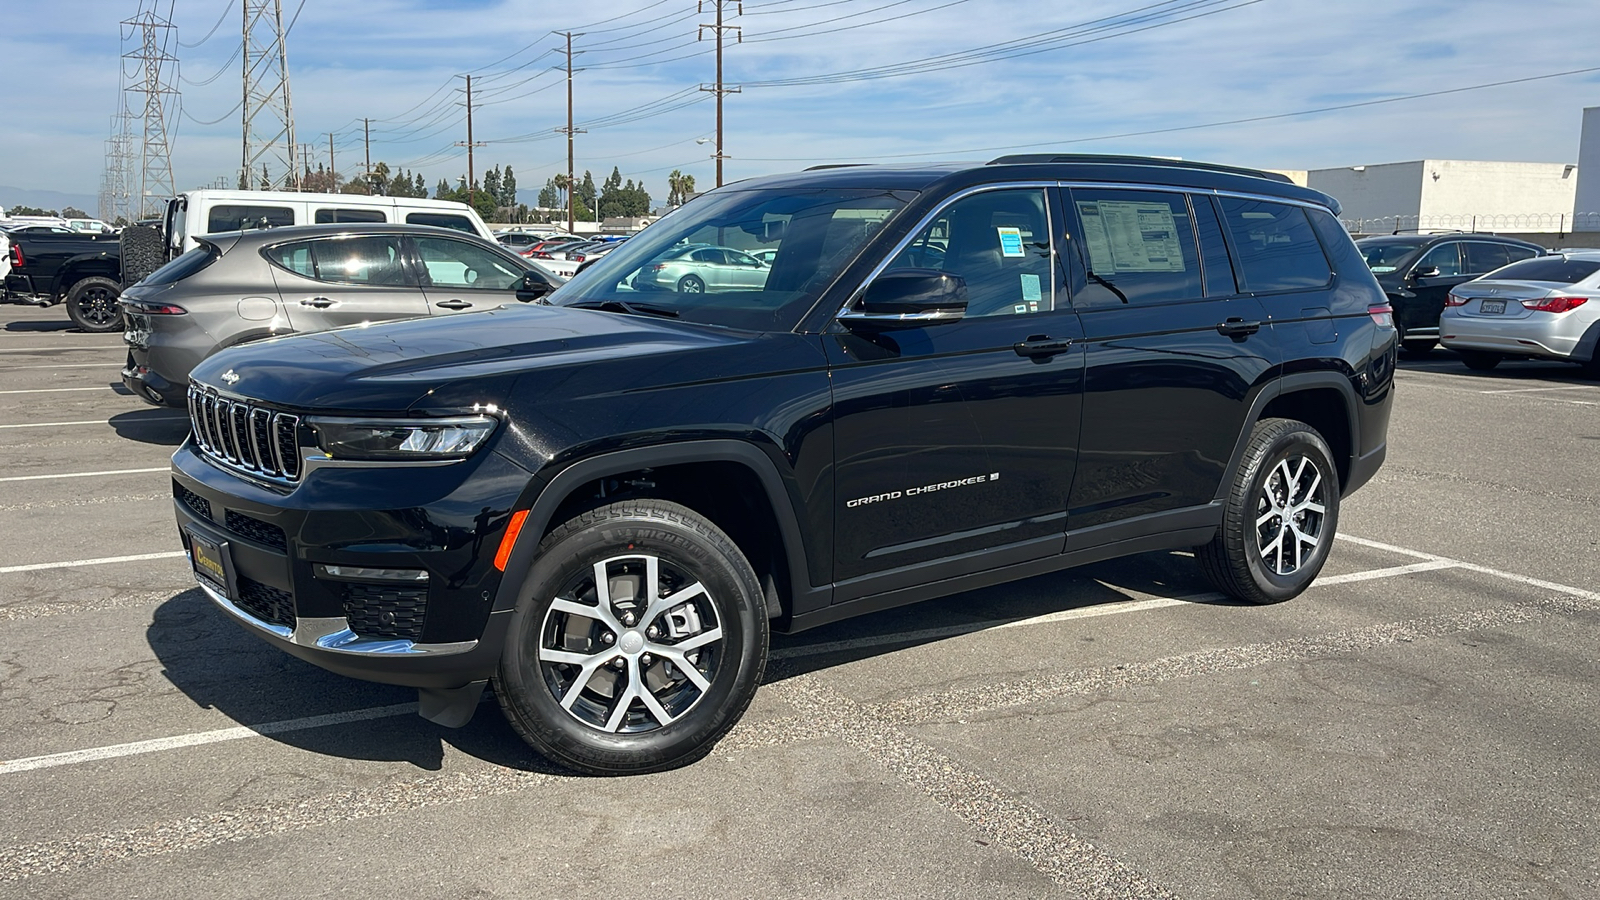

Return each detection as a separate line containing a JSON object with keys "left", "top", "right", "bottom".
{"left": 160, "top": 190, "right": 493, "bottom": 258}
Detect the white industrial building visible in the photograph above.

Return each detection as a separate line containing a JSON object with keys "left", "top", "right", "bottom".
{"left": 1307, "top": 159, "right": 1580, "bottom": 234}
{"left": 1574, "top": 106, "right": 1600, "bottom": 230}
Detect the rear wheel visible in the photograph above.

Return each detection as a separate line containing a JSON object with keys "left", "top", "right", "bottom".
{"left": 494, "top": 500, "right": 768, "bottom": 775}
{"left": 1401, "top": 338, "right": 1437, "bottom": 356}
{"left": 1460, "top": 350, "right": 1502, "bottom": 371}
{"left": 677, "top": 274, "right": 705, "bottom": 294}
{"left": 64, "top": 277, "right": 124, "bottom": 333}
{"left": 1197, "top": 418, "right": 1339, "bottom": 605}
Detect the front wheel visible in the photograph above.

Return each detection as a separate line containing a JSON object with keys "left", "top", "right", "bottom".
{"left": 1401, "top": 338, "right": 1436, "bottom": 356}
{"left": 1460, "top": 350, "right": 1502, "bottom": 371}
{"left": 1197, "top": 418, "right": 1340, "bottom": 604}
{"left": 494, "top": 500, "right": 768, "bottom": 775}
{"left": 64, "top": 277, "right": 124, "bottom": 333}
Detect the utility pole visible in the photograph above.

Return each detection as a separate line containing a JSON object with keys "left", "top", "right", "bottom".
{"left": 454, "top": 75, "right": 488, "bottom": 208}
{"left": 242, "top": 0, "right": 298, "bottom": 190}
{"left": 363, "top": 117, "right": 372, "bottom": 188}
{"left": 698, "top": 2, "right": 741, "bottom": 188}
{"left": 122, "top": 8, "right": 179, "bottom": 220}
{"left": 554, "top": 33, "right": 587, "bottom": 234}
{"left": 327, "top": 133, "right": 337, "bottom": 189}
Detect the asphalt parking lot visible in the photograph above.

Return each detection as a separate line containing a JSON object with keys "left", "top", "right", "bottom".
{"left": 1, "top": 302, "right": 1597, "bottom": 899}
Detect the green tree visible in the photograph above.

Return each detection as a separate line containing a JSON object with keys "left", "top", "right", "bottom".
{"left": 579, "top": 170, "right": 597, "bottom": 216}
{"left": 435, "top": 178, "right": 451, "bottom": 200}
{"left": 8, "top": 205, "right": 58, "bottom": 216}
{"left": 61, "top": 206, "right": 89, "bottom": 218}
{"left": 537, "top": 177, "right": 559, "bottom": 209}
{"left": 483, "top": 166, "right": 502, "bottom": 210}
{"left": 666, "top": 170, "right": 695, "bottom": 207}
{"left": 501, "top": 165, "right": 518, "bottom": 208}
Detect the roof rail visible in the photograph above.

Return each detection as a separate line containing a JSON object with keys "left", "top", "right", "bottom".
{"left": 803, "top": 163, "right": 870, "bottom": 171}
{"left": 986, "top": 154, "right": 1293, "bottom": 184}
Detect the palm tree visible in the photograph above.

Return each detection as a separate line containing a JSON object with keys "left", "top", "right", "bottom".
{"left": 667, "top": 170, "right": 697, "bottom": 207}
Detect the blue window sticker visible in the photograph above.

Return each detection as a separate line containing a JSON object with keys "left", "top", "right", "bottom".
{"left": 1020, "top": 273, "right": 1042, "bottom": 303}
{"left": 997, "top": 227, "right": 1026, "bottom": 258}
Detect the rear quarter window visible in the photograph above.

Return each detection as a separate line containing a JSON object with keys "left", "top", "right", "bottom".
{"left": 142, "top": 242, "right": 220, "bottom": 285}
{"left": 1487, "top": 257, "right": 1600, "bottom": 285}
{"left": 1219, "top": 198, "right": 1332, "bottom": 293}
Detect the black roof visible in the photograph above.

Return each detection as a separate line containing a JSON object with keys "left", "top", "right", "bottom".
{"left": 722, "top": 154, "right": 1339, "bottom": 214}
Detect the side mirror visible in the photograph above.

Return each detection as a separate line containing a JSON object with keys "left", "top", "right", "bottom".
{"left": 516, "top": 271, "right": 554, "bottom": 301}
{"left": 840, "top": 269, "right": 967, "bottom": 329}
{"left": 1410, "top": 265, "right": 1441, "bottom": 280}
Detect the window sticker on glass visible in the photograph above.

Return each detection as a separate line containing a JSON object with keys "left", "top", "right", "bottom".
{"left": 1020, "top": 273, "right": 1042, "bottom": 303}
{"left": 1076, "top": 200, "right": 1187, "bottom": 273}
{"left": 997, "top": 226, "right": 1026, "bottom": 258}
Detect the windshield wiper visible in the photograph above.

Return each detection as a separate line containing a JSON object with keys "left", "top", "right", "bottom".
{"left": 567, "top": 299, "right": 680, "bottom": 319}
{"left": 1086, "top": 270, "right": 1129, "bottom": 304}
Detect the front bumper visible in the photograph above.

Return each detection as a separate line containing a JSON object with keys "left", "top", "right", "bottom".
{"left": 172, "top": 439, "right": 530, "bottom": 690}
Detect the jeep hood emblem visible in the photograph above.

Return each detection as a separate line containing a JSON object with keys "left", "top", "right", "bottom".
{"left": 221, "top": 369, "right": 240, "bottom": 385}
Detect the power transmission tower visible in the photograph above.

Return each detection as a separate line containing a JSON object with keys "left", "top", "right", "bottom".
{"left": 698, "top": 1, "right": 741, "bottom": 188}
{"left": 554, "top": 33, "right": 586, "bottom": 234}
{"left": 123, "top": 8, "right": 180, "bottom": 219}
{"left": 242, "top": 0, "right": 298, "bottom": 190}
{"left": 99, "top": 109, "right": 137, "bottom": 222}
{"left": 455, "top": 75, "right": 487, "bottom": 208}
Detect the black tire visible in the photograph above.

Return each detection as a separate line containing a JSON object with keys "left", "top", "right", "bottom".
{"left": 1196, "top": 418, "right": 1340, "bottom": 605}
{"left": 494, "top": 500, "right": 768, "bottom": 775}
{"left": 64, "top": 277, "right": 124, "bottom": 333}
{"left": 1460, "top": 350, "right": 1502, "bottom": 371}
{"left": 1400, "top": 338, "right": 1436, "bottom": 356}
{"left": 119, "top": 225, "right": 166, "bottom": 287}
{"left": 677, "top": 274, "right": 705, "bottom": 294}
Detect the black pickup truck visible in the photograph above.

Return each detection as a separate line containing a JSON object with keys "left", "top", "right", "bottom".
{"left": 3, "top": 224, "right": 164, "bottom": 332}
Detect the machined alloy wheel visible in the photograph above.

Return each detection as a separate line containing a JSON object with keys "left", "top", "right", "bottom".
{"left": 677, "top": 274, "right": 705, "bottom": 293}
{"left": 539, "top": 553, "right": 724, "bottom": 734}
{"left": 1254, "top": 454, "right": 1327, "bottom": 576}
{"left": 1197, "top": 417, "right": 1340, "bottom": 604}
{"left": 495, "top": 500, "right": 767, "bottom": 774}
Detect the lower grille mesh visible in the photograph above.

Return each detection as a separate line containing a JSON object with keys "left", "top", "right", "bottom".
{"left": 224, "top": 510, "right": 288, "bottom": 552}
{"left": 343, "top": 584, "right": 428, "bottom": 641}
{"left": 236, "top": 577, "right": 295, "bottom": 627}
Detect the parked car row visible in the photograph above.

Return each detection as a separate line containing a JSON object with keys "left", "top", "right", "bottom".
{"left": 1354, "top": 232, "right": 1600, "bottom": 375}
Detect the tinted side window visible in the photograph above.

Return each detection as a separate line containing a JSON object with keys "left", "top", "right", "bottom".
{"left": 1070, "top": 188, "right": 1200, "bottom": 306}
{"left": 208, "top": 204, "right": 295, "bottom": 233}
{"left": 264, "top": 241, "right": 316, "bottom": 278}
{"left": 1504, "top": 245, "right": 1539, "bottom": 264}
{"left": 266, "top": 236, "right": 410, "bottom": 286}
{"left": 405, "top": 213, "right": 475, "bottom": 234}
{"left": 883, "top": 188, "right": 1053, "bottom": 318}
{"left": 1218, "top": 199, "right": 1331, "bottom": 292}
{"left": 1463, "top": 242, "right": 1510, "bottom": 274}
{"left": 314, "top": 208, "right": 388, "bottom": 224}
{"left": 1414, "top": 242, "right": 1462, "bottom": 277}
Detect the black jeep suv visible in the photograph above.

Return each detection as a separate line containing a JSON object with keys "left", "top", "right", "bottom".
{"left": 174, "top": 155, "right": 1395, "bottom": 774}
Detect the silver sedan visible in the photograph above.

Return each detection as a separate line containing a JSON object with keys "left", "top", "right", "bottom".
{"left": 1439, "top": 250, "right": 1600, "bottom": 372}
{"left": 632, "top": 245, "right": 769, "bottom": 294}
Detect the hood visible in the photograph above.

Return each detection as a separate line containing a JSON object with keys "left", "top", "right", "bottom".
{"left": 188, "top": 302, "right": 745, "bottom": 413}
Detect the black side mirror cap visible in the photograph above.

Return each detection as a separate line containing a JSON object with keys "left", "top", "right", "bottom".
{"left": 840, "top": 268, "right": 968, "bottom": 329}
{"left": 516, "top": 272, "right": 554, "bottom": 301}
{"left": 1410, "top": 265, "right": 1441, "bottom": 280}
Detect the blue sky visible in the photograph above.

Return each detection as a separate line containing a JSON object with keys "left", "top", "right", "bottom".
{"left": 6, "top": 0, "right": 1600, "bottom": 206}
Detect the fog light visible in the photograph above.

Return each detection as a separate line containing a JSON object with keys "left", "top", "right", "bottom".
{"left": 314, "top": 564, "right": 428, "bottom": 583}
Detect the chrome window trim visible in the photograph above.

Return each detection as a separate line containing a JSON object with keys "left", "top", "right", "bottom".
{"left": 835, "top": 181, "right": 1060, "bottom": 320}
{"left": 1059, "top": 181, "right": 1332, "bottom": 213}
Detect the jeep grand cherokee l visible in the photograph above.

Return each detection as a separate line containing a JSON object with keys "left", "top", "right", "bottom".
{"left": 173, "top": 154, "right": 1395, "bottom": 775}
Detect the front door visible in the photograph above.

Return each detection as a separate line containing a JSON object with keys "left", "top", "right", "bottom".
{"left": 410, "top": 234, "right": 531, "bottom": 315}
{"left": 1402, "top": 241, "right": 1466, "bottom": 338}
{"left": 828, "top": 186, "right": 1083, "bottom": 596}
{"left": 266, "top": 233, "right": 430, "bottom": 331}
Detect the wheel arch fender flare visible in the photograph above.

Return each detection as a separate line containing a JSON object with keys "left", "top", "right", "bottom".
{"left": 1214, "top": 371, "right": 1360, "bottom": 503}
{"left": 490, "top": 439, "right": 817, "bottom": 617}
{"left": 1572, "top": 318, "right": 1600, "bottom": 364}
{"left": 56, "top": 256, "right": 122, "bottom": 296}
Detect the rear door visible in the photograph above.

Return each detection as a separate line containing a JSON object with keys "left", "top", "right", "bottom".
{"left": 1061, "top": 186, "right": 1280, "bottom": 532}
{"left": 410, "top": 234, "right": 531, "bottom": 314}
{"left": 264, "top": 233, "right": 430, "bottom": 331}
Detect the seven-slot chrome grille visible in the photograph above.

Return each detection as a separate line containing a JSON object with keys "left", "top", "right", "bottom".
{"left": 187, "top": 384, "right": 303, "bottom": 482}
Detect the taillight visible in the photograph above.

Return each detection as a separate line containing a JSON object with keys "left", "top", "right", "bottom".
{"left": 1444, "top": 291, "right": 1468, "bottom": 307}
{"left": 1521, "top": 296, "right": 1588, "bottom": 313}
{"left": 9, "top": 243, "right": 22, "bottom": 268}
{"left": 1367, "top": 304, "right": 1394, "bottom": 327}
{"left": 129, "top": 300, "right": 186, "bottom": 315}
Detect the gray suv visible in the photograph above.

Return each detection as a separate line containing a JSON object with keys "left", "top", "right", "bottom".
{"left": 120, "top": 223, "right": 559, "bottom": 406}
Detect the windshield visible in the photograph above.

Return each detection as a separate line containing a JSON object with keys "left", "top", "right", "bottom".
{"left": 1355, "top": 238, "right": 1427, "bottom": 274}
{"left": 1486, "top": 256, "right": 1600, "bottom": 285}
{"left": 551, "top": 187, "right": 916, "bottom": 330}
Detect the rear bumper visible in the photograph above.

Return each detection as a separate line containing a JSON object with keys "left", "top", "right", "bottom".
{"left": 121, "top": 357, "right": 185, "bottom": 407}
{"left": 1440, "top": 309, "right": 1592, "bottom": 361}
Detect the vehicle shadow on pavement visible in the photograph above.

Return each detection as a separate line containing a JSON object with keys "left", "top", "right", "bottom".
{"left": 110, "top": 408, "right": 190, "bottom": 445}
{"left": 764, "top": 549, "right": 1241, "bottom": 681}
{"left": 146, "top": 588, "right": 563, "bottom": 774}
{"left": 2, "top": 317, "right": 77, "bottom": 332}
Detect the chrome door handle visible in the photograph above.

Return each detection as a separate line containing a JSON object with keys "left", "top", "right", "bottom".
{"left": 434, "top": 299, "right": 473, "bottom": 310}
{"left": 300, "top": 297, "right": 335, "bottom": 308}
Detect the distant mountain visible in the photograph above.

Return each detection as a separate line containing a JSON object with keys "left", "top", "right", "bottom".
{"left": 0, "top": 186, "right": 99, "bottom": 216}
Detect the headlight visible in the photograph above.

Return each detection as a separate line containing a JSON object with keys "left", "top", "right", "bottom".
{"left": 306, "top": 415, "right": 498, "bottom": 460}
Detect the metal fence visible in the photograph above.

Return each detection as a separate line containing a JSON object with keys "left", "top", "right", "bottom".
{"left": 1342, "top": 212, "right": 1600, "bottom": 234}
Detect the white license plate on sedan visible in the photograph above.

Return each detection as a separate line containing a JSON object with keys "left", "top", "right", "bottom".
{"left": 1479, "top": 300, "right": 1506, "bottom": 314}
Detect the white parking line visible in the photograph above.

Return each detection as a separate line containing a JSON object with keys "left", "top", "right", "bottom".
{"left": 0, "top": 416, "right": 185, "bottom": 429}
{"left": 0, "top": 386, "right": 118, "bottom": 395}
{"left": 4, "top": 534, "right": 1593, "bottom": 777}
{"left": 0, "top": 704, "right": 418, "bottom": 775}
{"left": 0, "top": 551, "right": 187, "bottom": 575}
{"left": 1478, "top": 385, "right": 1600, "bottom": 394}
{"left": 0, "top": 363, "right": 119, "bottom": 370}
{"left": 0, "top": 346, "right": 120, "bottom": 353}
{"left": 0, "top": 467, "right": 168, "bottom": 483}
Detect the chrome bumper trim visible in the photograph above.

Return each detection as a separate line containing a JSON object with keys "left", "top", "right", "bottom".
{"left": 196, "top": 579, "right": 478, "bottom": 657}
